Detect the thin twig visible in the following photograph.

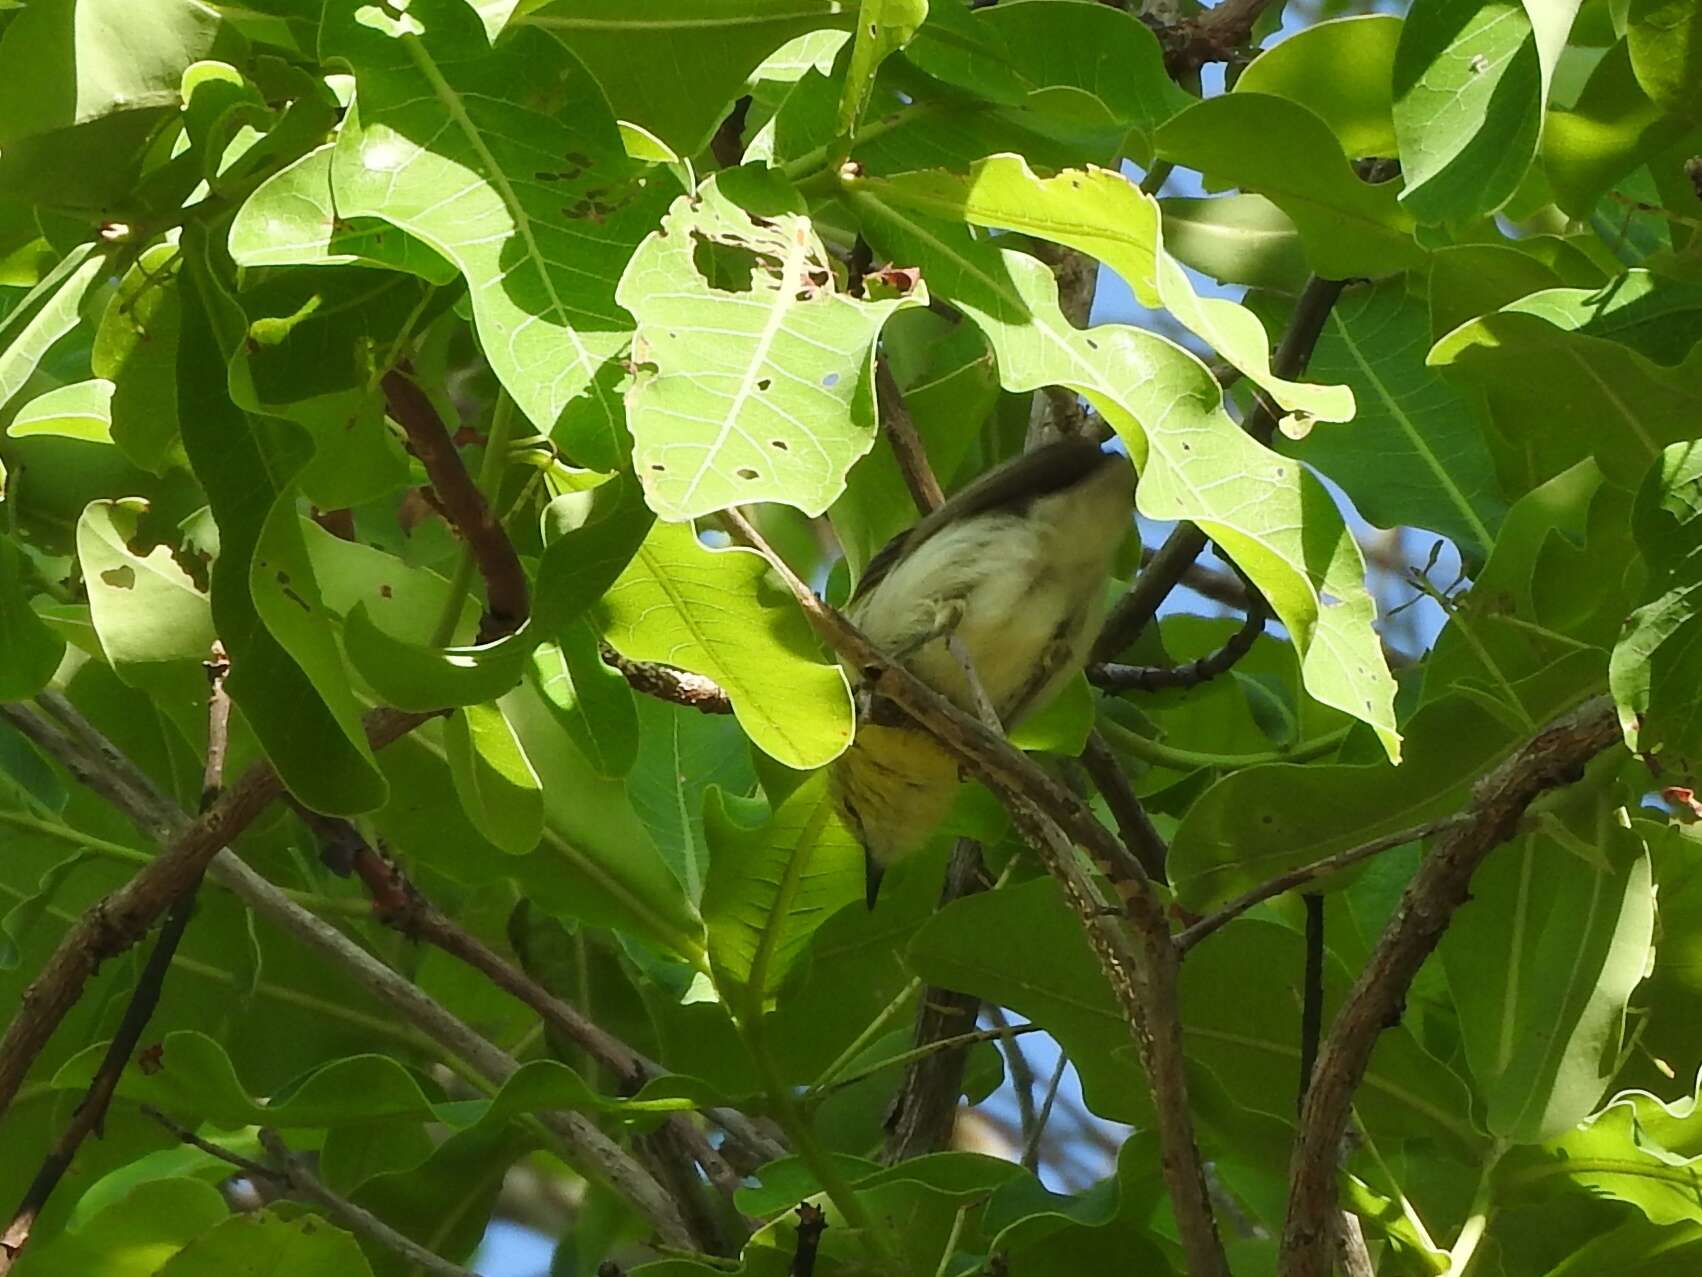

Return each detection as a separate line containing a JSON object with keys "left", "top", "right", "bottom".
{"left": 1078, "top": 731, "right": 1169, "bottom": 883}
{"left": 1175, "top": 816, "right": 1468, "bottom": 954}
{"left": 1020, "top": 1050, "right": 1069, "bottom": 1172}
{"left": 1090, "top": 589, "right": 1267, "bottom": 692}
{"left": 1279, "top": 696, "right": 1620, "bottom": 1277}
{"left": 719, "top": 507, "right": 1229, "bottom": 1277}
{"left": 382, "top": 368, "right": 529, "bottom": 641}
{"left": 985, "top": 1007, "right": 1040, "bottom": 1156}
{"left": 876, "top": 360, "right": 945, "bottom": 514}
{"left": 1298, "top": 893, "right": 1324, "bottom": 1112}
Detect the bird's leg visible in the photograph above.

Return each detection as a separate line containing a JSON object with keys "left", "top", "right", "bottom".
{"left": 946, "top": 632, "right": 1004, "bottom": 734}
{"left": 1002, "top": 628, "right": 1081, "bottom": 727}
{"left": 890, "top": 596, "right": 968, "bottom": 662}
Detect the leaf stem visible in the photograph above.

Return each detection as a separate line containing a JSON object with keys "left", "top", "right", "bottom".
{"left": 808, "top": 976, "right": 921, "bottom": 1092}
{"left": 1098, "top": 718, "right": 1349, "bottom": 772}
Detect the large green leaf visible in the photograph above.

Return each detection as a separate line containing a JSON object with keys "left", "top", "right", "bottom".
{"left": 76, "top": 498, "right": 215, "bottom": 675}
{"left": 518, "top": 0, "right": 852, "bottom": 156}
{"left": 90, "top": 244, "right": 185, "bottom": 474}
{"left": 1441, "top": 803, "right": 1654, "bottom": 1141}
{"left": 529, "top": 619, "right": 639, "bottom": 779}
{"left": 1158, "top": 194, "right": 1310, "bottom": 294}
{"left": 1155, "top": 94, "right": 1422, "bottom": 277}
{"left": 13, "top": 1178, "right": 230, "bottom": 1277}
{"left": 618, "top": 166, "right": 922, "bottom": 521}
{"left": 1430, "top": 275, "right": 1702, "bottom": 488}
{"left": 848, "top": 191, "right": 1398, "bottom": 757}
{"left": 0, "top": 245, "right": 105, "bottom": 416}
{"left": 1267, "top": 278, "right": 1504, "bottom": 563}
{"left": 702, "top": 769, "right": 862, "bottom": 1007}
{"left": 850, "top": 156, "right": 1353, "bottom": 424}
{"left": 445, "top": 699, "right": 544, "bottom": 855}
{"left": 325, "top": 0, "right": 675, "bottom": 472}
{"left": 1628, "top": 0, "right": 1702, "bottom": 116}
{"left": 595, "top": 519, "right": 854, "bottom": 770}
{"left": 1543, "top": 40, "right": 1690, "bottom": 217}
{"left": 154, "top": 1212, "right": 376, "bottom": 1277}
{"left": 8, "top": 379, "right": 114, "bottom": 445}
{"left": 179, "top": 248, "right": 387, "bottom": 815}
{"left": 1391, "top": 0, "right": 1580, "bottom": 224}
{"left": 839, "top": 0, "right": 926, "bottom": 134}
{"left": 1236, "top": 14, "right": 1403, "bottom": 159}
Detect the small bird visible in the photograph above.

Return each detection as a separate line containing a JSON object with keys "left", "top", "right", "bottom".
{"left": 831, "top": 439, "right": 1136, "bottom": 905}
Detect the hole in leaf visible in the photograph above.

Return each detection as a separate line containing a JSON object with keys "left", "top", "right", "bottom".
{"left": 651, "top": 463, "right": 666, "bottom": 472}
{"left": 770, "top": 439, "right": 788, "bottom": 451}
{"left": 737, "top": 467, "right": 760, "bottom": 480}
{"left": 822, "top": 372, "right": 840, "bottom": 388}
{"left": 757, "top": 378, "right": 771, "bottom": 391}
{"left": 99, "top": 565, "right": 136, "bottom": 590}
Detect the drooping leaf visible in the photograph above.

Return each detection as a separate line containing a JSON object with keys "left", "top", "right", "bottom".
{"left": 344, "top": 606, "right": 533, "bottom": 711}
{"left": 1158, "top": 194, "right": 1310, "bottom": 294}
{"left": 7, "top": 379, "right": 114, "bottom": 444}
{"left": 1236, "top": 14, "right": 1403, "bottom": 159}
{"left": 848, "top": 156, "right": 1354, "bottom": 424}
{"left": 0, "top": 245, "right": 105, "bottom": 416}
{"left": 839, "top": 0, "right": 927, "bottom": 134}
{"left": 90, "top": 244, "right": 185, "bottom": 474}
{"left": 445, "top": 698, "right": 544, "bottom": 855}
{"left": 1441, "top": 800, "right": 1653, "bottom": 1141}
{"left": 76, "top": 497, "right": 215, "bottom": 674}
{"left": 702, "top": 769, "right": 862, "bottom": 1007}
{"left": 1391, "top": 0, "right": 1581, "bottom": 224}
{"left": 154, "top": 1211, "right": 377, "bottom": 1277}
{"left": 618, "top": 166, "right": 923, "bottom": 521}
{"left": 529, "top": 619, "right": 639, "bottom": 778}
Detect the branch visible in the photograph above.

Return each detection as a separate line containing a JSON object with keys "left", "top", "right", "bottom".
{"left": 790, "top": 1203, "right": 827, "bottom": 1277}
{"left": 382, "top": 369, "right": 528, "bottom": 641}
{"left": 2, "top": 700, "right": 696, "bottom": 1249}
{"left": 1159, "top": 0, "right": 1277, "bottom": 77}
{"left": 1078, "top": 731, "right": 1170, "bottom": 883}
{"left": 1090, "top": 588, "right": 1266, "bottom": 692}
{"left": 600, "top": 647, "right": 733, "bottom": 716}
{"left": 149, "top": 1110, "right": 479, "bottom": 1277}
{"left": 0, "top": 702, "right": 428, "bottom": 1128}
{"left": 1174, "top": 816, "right": 1468, "bottom": 954}
{"left": 291, "top": 808, "right": 783, "bottom": 1176}
{"left": 875, "top": 360, "right": 945, "bottom": 515}
{"left": 1279, "top": 696, "right": 1621, "bottom": 1277}
{"left": 720, "top": 508, "right": 1230, "bottom": 1277}
{"left": 1092, "top": 274, "right": 1348, "bottom": 663}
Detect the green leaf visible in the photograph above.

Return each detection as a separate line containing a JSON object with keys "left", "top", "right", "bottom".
{"left": 180, "top": 246, "right": 387, "bottom": 815}
{"left": 0, "top": 245, "right": 105, "bottom": 416}
{"left": 849, "top": 192, "right": 1399, "bottom": 757}
{"left": 0, "top": 852, "right": 93, "bottom": 970}
{"left": 8, "top": 378, "right": 114, "bottom": 444}
{"left": 1236, "top": 14, "right": 1402, "bottom": 159}
{"left": 1543, "top": 40, "right": 1689, "bottom": 218}
{"left": 77, "top": 497, "right": 215, "bottom": 673}
{"left": 1169, "top": 652, "right": 1603, "bottom": 910}
{"left": 849, "top": 156, "right": 1353, "bottom": 424}
{"left": 1628, "top": 0, "right": 1702, "bottom": 116}
{"left": 1441, "top": 805, "right": 1653, "bottom": 1142}
{"left": 530, "top": 619, "right": 639, "bottom": 778}
{"left": 91, "top": 244, "right": 185, "bottom": 474}
{"left": 155, "top": 1211, "right": 376, "bottom": 1277}
{"left": 520, "top": 0, "right": 852, "bottom": 157}
{"left": 229, "top": 143, "right": 457, "bottom": 282}
{"left": 1429, "top": 273, "right": 1702, "bottom": 488}
{"left": 325, "top": 0, "right": 675, "bottom": 472}
{"left": 534, "top": 469, "right": 657, "bottom": 632}
{"left": 839, "top": 0, "right": 926, "bottom": 134}
{"left": 1155, "top": 94, "right": 1422, "bottom": 277}
{"left": 702, "top": 769, "right": 862, "bottom": 1006}
{"left": 0, "top": 535, "right": 64, "bottom": 700}
{"left": 1510, "top": 1077, "right": 1702, "bottom": 1227}
{"left": 618, "top": 166, "right": 923, "bottom": 521}
{"left": 1392, "top": 0, "right": 1580, "bottom": 224}
{"left": 1159, "top": 194, "right": 1310, "bottom": 294}
{"left": 0, "top": 0, "right": 243, "bottom": 146}
{"left": 1269, "top": 279, "right": 1504, "bottom": 563}
{"left": 445, "top": 699, "right": 544, "bottom": 854}
{"left": 1184, "top": 919, "right": 1481, "bottom": 1152}
{"left": 345, "top": 606, "right": 533, "bottom": 712}
{"left": 596, "top": 520, "right": 853, "bottom": 770}
{"left": 1611, "top": 442, "right": 1702, "bottom": 770}
{"left": 16, "top": 1178, "right": 230, "bottom": 1277}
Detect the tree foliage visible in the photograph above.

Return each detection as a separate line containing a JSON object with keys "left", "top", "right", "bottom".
{"left": 0, "top": 0, "right": 1699, "bottom": 1274}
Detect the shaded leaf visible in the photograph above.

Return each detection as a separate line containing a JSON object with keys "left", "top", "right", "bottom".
{"left": 445, "top": 699, "right": 544, "bottom": 854}
{"left": 77, "top": 497, "right": 215, "bottom": 674}
{"left": 1236, "top": 14, "right": 1403, "bottom": 158}
{"left": 529, "top": 619, "right": 639, "bottom": 778}
{"left": 8, "top": 378, "right": 114, "bottom": 444}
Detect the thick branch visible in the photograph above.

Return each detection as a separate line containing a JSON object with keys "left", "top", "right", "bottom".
{"left": 1079, "top": 731, "right": 1169, "bottom": 882}
{"left": 1279, "top": 696, "right": 1620, "bottom": 1277}
{"left": 382, "top": 369, "right": 529, "bottom": 641}
{"left": 875, "top": 360, "right": 945, "bottom": 515}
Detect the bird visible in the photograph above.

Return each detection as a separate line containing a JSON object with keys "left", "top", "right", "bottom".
{"left": 830, "top": 438, "right": 1136, "bottom": 905}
